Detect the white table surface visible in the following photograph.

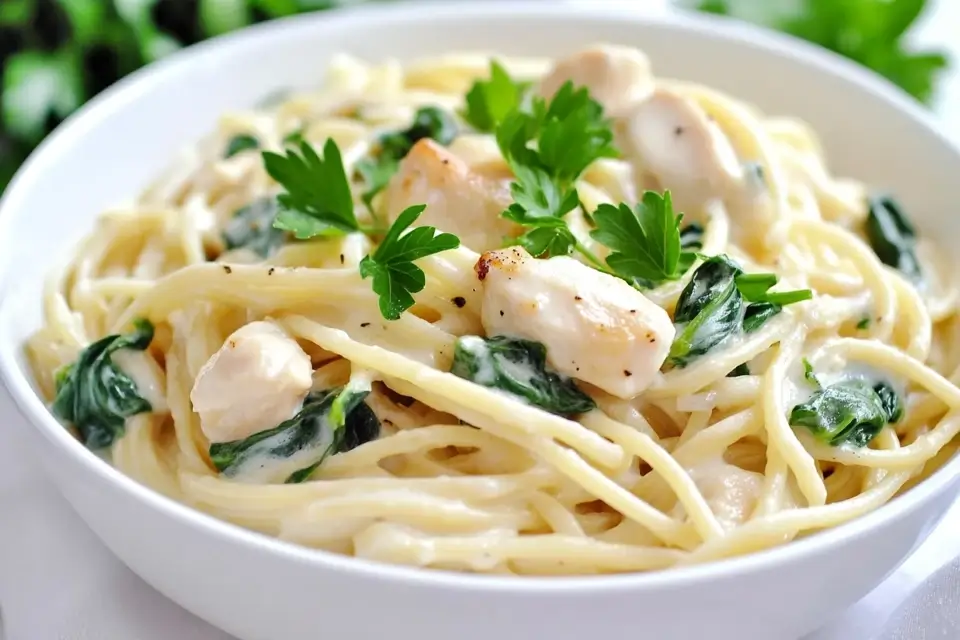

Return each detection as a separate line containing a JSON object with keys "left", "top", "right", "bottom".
{"left": 1, "top": 2, "right": 959, "bottom": 639}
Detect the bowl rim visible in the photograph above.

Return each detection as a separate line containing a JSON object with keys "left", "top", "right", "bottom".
{"left": 1, "top": 0, "right": 959, "bottom": 594}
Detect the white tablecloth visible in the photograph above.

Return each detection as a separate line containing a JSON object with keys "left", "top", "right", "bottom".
{"left": 2, "top": 2, "right": 959, "bottom": 638}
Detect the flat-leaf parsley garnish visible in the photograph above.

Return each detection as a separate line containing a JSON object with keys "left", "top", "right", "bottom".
{"left": 461, "top": 60, "right": 528, "bottom": 133}
{"left": 360, "top": 204, "right": 460, "bottom": 320}
{"left": 263, "top": 138, "right": 374, "bottom": 238}
{"left": 490, "top": 77, "right": 617, "bottom": 264}
{"left": 590, "top": 191, "right": 698, "bottom": 288}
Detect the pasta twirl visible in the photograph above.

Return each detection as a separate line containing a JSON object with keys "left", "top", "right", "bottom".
{"left": 26, "top": 46, "right": 960, "bottom": 576}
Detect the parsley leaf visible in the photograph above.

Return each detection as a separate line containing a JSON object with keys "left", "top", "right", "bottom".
{"left": 355, "top": 155, "right": 399, "bottom": 213}
{"left": 589, "top": 191, "right": 697, "bottom": 288}
{"left": 493, "top": 82, "right": 616, "bottom": 262}
{"left": 734, "top": 272, "right": 814, "bottom": 306}
{"left": 503, "top": 164, "right": 580, "bottom": 225}
{"left": 263, "top": 138, "right": 358, "bottom": 239}
{"left": 537, "top": 82, "right": 618, "bottom": 183}
{"left": 359, "top": 205, "right": 461, "bottom": 320}
{"left": 462, "top": 61, "right": 527, "bottom": 133}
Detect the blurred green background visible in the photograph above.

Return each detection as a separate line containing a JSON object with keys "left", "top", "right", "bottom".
{"left": 0, "top": 0, "right": 949, "bottom": 193}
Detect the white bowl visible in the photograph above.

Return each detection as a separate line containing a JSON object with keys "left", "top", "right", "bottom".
{"left": 2, "top": 2, "right": 959, "bottom": 639}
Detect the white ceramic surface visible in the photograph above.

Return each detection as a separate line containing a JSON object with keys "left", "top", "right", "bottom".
{"left": 2, "top": 3, "right": 960, "bottom": 640}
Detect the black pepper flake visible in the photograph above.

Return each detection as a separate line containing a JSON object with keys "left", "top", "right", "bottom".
{"left": 624, "top": 370, "right": 633, "bottom": 377}
{"left": 222, "top": 265, "right": 232, "bottom": 274}
{"left": 574, "top": 295, "right": 582, "bottom": 301}
{"left": 674, "top": 126, "right": 685, "bottom": 136}
{"left": 360, "top": 322, "right": 371, "bottom": 328}
{"left": 452, "top": 296, "right": 466, "bottom": 308}
{"left": 268, "top": 267, "right": 275, "bottom": 275}
{"left": 339, "top": 254, "right": 345, "bottom": 265}
{"left": 648, "top": 337, "right": 656, "bottom": 343}
{"left": 499, "top": 310, "right": 505, "bottom": 317}
{"left": 629, "top": 309, "right": 637, "bottom": 314}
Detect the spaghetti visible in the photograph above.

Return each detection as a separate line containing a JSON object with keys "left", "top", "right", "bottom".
{"left": 26, "top": 46, "right": 960, "bottom": 576}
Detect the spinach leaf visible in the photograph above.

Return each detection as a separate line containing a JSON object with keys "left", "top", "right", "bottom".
{"left": 802, "top": 358, "right": 821, "bottom": 387}
{"left": 866, "top": 195, "right": 922, "bottom": 283}
{"left": 679, "top": 223, "right": 704, "bottom": 250}
{"left": 222, "top": 197, "right": 287, "bottom": 258}
{"left": 742, "top": 301, "right": 781, "bottom": 333}
{"left": 381, "top": 106, "right": 458, "bottom": 158}
{"left": 668, "top": 256, "right": 811, "bottom": 367}
{"left": 224, "top": 133, "right": 260, "bottom": 158}
{"left": 355, "top": 105, "right": 459, "bottom": 210}
{"left": 873, "top": 380, "right": 904, "bottom": 424}
{"left": 51, "top": 319, "right": 155, "bottom": 449}
{"left": 727, "top": 363, "right": 751, "bottom": 377}
{"left": 208, "top": 385, "right": 380, "bottom": 483}
{"left": 789, "top": 379, "right": 901, "bottom": 448}
{"left": 451, "top": 335, "right": 596, "bottom": 416}
{"left": 668, "top": 256, "right": 744, "bottom": 367}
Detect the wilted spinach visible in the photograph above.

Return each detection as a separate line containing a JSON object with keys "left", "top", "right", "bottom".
{"left": 866, "top": 195, "right": 922, "bottom": 284}
{"left": 451, "top": 335, "right": 596, "bottom": 416}
{"left": 51, "top": 319, "right": 155, "bottom": 449}
{"left": 789, "top": 379, "right": 903, "bottom": 448}
{"left": 679, "top": 223, "right": 705, "bottom": 251}
{"left": 208, "top": 384, "right": 380, "bottom": 483}
{"left": 355, "top": 106, "right": 459, "bottom": 210}
{"left": 668, "top": 256, "right": 812, "bottom": 367}
{"left": 224, "top": 133, "right": 260, "bottom": 158}
{"left": 221, "top": 197, "right": 287, "bottom": 258}
{"left": 727, "top": 363, "right": 751, "bottom": 377}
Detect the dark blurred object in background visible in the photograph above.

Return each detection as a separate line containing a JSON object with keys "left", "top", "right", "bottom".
{"left": 0, "top": 0, "right": 950, "bottom": 193}
{"left": 0, "top": 0, "right": 396, "bottom": 190}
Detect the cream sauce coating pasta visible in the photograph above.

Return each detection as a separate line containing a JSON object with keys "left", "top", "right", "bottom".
{"left": 26, "top": 46, "right": 960, "bottom": 576}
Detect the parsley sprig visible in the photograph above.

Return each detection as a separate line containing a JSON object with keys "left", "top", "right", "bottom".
{"left": 590, "top": 192, "right": 698, "bottom": 288}
{"left": 260, "top": 137, "right": 458, "bottom": 319}
{"left": 472, "top": 62, "right": 616, "bottom": 267}
{"left": 263, "top": 139, "right": 379, "bottom": 238}
{"left": 466, "top": 62, "right": 707, "bottom": 288}
{"left": 461, "top": 60, "right": 528, "bottom": 133}
{"left": 360, "top": 205, "right": 460, "bottom": 320}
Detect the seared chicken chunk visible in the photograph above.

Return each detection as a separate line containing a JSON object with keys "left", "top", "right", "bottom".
{"left": 191, "top": 321, "right": 313, "bottom": 443}
{"left": 476, "top": 247, "right": 675, "bottom": 399}
{"left": 382, "top": 139, "right": 520, "bottom": 253}
{"left": 617, "top": 87, "right": 742, "bottom": 214}
{"left": 538, "top": 45, "right": 655, "bottom": 116}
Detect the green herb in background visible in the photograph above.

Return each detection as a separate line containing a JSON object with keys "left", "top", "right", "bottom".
{"left": 0, "top": 0, "right": 397, "bottom": 192}
{"left": 690, "top": 0, "right": 949, "bottom": 104}
{"left": 0, "top": 0, "right": 952, "bottom": 195}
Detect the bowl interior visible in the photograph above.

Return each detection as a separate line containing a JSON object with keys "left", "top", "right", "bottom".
{"left": 2, "top": 0, "right": 960, "bottom": 587}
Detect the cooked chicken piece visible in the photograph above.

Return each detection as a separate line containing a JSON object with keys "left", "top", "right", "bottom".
{"left": 191, "top": 321, "right": 313, "bottom": 443}
{"left": 476, "top": 247, "right": 675, "bottom": 399}
{"left": 617, "top": 87, "right": 742, "bottom": 214}
{"left": 382, "top": 139, "right": 520, "bottom": 253}
{"left": 538, "top": 45, "right": 655, "bottom": 116}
